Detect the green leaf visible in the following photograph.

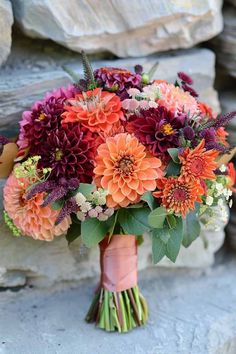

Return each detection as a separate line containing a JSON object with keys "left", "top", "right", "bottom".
{"left": 166, "top": 160, "right": 181, "bottom": 177}
{"left": 166, "top": 214, "right": 177, "bottom": 229}
{"left": 148, "top": 206, "right": 167, "bottom": 229}
{"left": 77, "top": 183, "right": 95, "bottom": 198}
{"left": 118, "top": 208, "right": 150, "bottom": 235}
{"left": 51, "top": 199, "right": 64, "bottom": 210}
{"left": 81, "top": 218, "right": 109, "bottom": 248}
{"left": 166, "top": 217, "right": 183, "bottom": 262}
{"left": 167, "top": 148, "right": 180, "bottom": 163}
{"left": 152, "top": 230, "right": 166, "bottom": 263}
{"left": 141, "top": 192, "right": 157, "bottom": 210}
{"left": 66, "top": 222, "right": 81, "bottom": 244}
{"left": 136, "top": 234, "right": 144, "bottom": 246}
{"left": 182, "top": 211, "right": 201, "bottom": 248}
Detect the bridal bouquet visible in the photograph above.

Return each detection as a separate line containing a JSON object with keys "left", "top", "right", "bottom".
{"left": 2, "top": 53, "right": 235, "bottom": 333}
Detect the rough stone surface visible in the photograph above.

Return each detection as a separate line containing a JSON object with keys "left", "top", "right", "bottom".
{"left": 0, "top": 179, "right": 228, "bottom": 288}
{"left": 0, "top": 0, "right": 13, "bottom": 65}
{"left": 11, "top": 0, "right": 223, "bottom": 57}
{"left": 0, "top": 254, "right": 236, "bottom": 354}
{"left": 211, "top": 6, "right": 236, "bottom": 78}
{"left": 0, "top": 47, "right": 220, "bottom": 136}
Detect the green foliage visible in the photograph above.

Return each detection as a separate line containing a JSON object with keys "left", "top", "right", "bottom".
{"left": 66, "top": 221, "right": 81, "bottom": 244}
{"left": 182, "top": 211, "right": 201, "bottom": 247}
{"left": 167, "top": 148, "right": 180, "bottom": 163}
{"left": 77, "top": 183, "right": 95, "bottom": 198}
{"left": 81, "top": 218, "right": 111, "bottom": 248}
{"left": 118, "top": 207, "right": 150, "bottom": 235}
{"left": 141, "top": 191, "right": 157, "bottom": 210}
{"left": 166, "top": 160, "right": 181, "bottom": 176}
{"left": 151, "top": 217, "right": 183, "bottom": 263}
{"left": 51, "top": 199, "right": 64, "bottom": 210}
{"left": 148, "top": 206, "right": 167, "bottom": 229}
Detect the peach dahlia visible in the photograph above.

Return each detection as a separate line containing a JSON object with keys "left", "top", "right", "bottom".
{"left": 93, "top": 133, "right": 163, "bottom": 208}
{"left": 3, "top": 174, "right": 71, "bottom": 241}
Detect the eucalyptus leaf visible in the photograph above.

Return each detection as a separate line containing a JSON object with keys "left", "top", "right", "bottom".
{"left": 118, "top": 208, "right": 150, "bottom": 235}
{"left": 152, "top": 230, "right": 166, "bottom": 264}
{"left": 141, "top": 192, "right": 157, "bottom": 210}
{"left": 51, "top": 199, "right": 64, "bottom": 210}
{"left": 148, "top": 206, "right": 167, "bottom": 229}
{"left": 166, "top": 160, "right": 181, "bottom": 177}
{"left": 182, "top": 211, "right": 201, "bottom": 248}
{"left": 166, "top": 217, "right": 183, "bottom": 262}
{"left": 81, "top": 218, "right": 109, "bottom": 248}
{"left": 77, "top": 183, "right": 95, "bottom": 198}
{"left": 167, "top": 148, "right": 180, "bottom": 163}
{"left": 66, "top": 222, "right": 81, "bottom": 244}
{"left": 166, "top": 214, "right": 177, "bottom": 229}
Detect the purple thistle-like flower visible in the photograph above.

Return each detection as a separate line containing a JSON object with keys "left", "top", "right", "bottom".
{"left": 182, "top": 84, "right": 199, "bottom": 98}
{"left": 199, "top": 128, "right": 216, "bottom": 144}
{"left": 177, "top": 72, "right": 193, "bottom": 85}
{"left": 134, "top": 65, "right": 143, "bottom": 75}
{"left": 55, "top": 198, "right": 78, "bottom": 225}
{"left": 213, "top": 111, "right": 236, "bottom": 129}
{"left": 183, "top": 126, "right": 195, "bottom": 140}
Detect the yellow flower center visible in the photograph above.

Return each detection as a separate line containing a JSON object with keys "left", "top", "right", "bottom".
{"left": 54, "top": 148, "right": 63, "bottom": 161}
{"left": 161, "top": 123, "right": 174, "bottom": 136}
{"left": 38, "top": 113, "right": 46, "bottom": 121}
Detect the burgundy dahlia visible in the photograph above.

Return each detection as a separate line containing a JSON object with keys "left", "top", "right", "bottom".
{"left": 37, "top": 123, "right": 95, "bottom": 182}
{"left": 94, "top": 67, "right": 142, "bottom": 96}
{"left": 127, "top": 106, "right": 186, "bottom": 162}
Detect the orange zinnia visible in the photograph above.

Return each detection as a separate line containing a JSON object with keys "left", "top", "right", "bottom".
{"left": 61, "top": 88, "right": 124, "bottom": 133}
{"left": 93, "top": 133, "right": 163, "bottom": 208}
{"left": 179, "top": 140, "right": 219, "bottom": 182}
{"left": 153, "top": 177, "right": 204, "bottom": 217}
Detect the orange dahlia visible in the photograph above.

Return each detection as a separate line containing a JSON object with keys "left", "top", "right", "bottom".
{"left": 179, "top": 140, "right": 219, "bottom": 183}
{"left": 3, "top": 174, "right": 71, "bottom": 241}
{"left": 93, "top": 133, "right": 163, "bottom": 208}
{"left": 61, "top": 88, "right": 124, "bottom": 133}
{"left": 153, "top": 177, "right": 204, "bottom": 217}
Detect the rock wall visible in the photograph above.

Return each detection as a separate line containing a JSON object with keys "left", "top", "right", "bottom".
{"left": 0, "top": 0, "right": 13, "bottom": 65}
{"left": 11, "top": 0, "right": 223, "bottom": 57}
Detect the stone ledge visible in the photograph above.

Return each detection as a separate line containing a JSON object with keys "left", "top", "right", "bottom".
{"left": 0, "top": 255, "right": 235, "bottom": 354}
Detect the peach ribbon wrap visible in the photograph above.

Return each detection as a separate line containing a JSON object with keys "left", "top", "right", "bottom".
{"left": 99, "top": 234, "right": 138, "bottom": 292}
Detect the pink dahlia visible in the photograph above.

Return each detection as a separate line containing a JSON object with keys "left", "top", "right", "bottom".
{"left": 3, "top": 174, "right": 71, "bottom": 241}
{"left": 18, "top": 85, "right": 77, "bottom": 151}
{"left": 156, "top": 82, "right": 198, "bottom": 116}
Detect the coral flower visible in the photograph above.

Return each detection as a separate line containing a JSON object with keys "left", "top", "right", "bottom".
{"left": 3, "top": 174, "right": 71, "bottom": 241}
{"left": 156, "top": 82, "right": 198, "bottom": 116}
{"left": 198, "top": 101, "right": 216, "bottom": 119}
{"left": 61, "top": 88, "right": 124, "bottom": 133}
{"left": 93, "top": 133, "right": 163, "bottom": 208}
{"left": 153, "top": 177, "right": 204, "bottom": 217}
{"left": 179, "top": 140, "right": 219, "bottom": 182}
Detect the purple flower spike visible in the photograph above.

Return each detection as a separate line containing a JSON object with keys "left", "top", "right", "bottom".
{"left": 134, "top": 65, "right": 143, "bottom": 75}
{"left": 177, "top": 72, "right": 193, "bottom": 85}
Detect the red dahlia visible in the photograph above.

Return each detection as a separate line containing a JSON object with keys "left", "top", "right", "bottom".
{"left": 37, "top": 123, "right": 95, "bottom": 182}
{"left": 126, "top": 106, "right": 186, "bottom": 162}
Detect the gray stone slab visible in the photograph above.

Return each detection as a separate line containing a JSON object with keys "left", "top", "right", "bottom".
{"left": 0, "top": 255, "right": 236, "bottom": 354}
{"left": 0, "top": 0, "right": 13, "bottom": 66}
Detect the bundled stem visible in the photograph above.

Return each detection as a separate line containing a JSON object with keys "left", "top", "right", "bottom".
{"left": 86, "top": 285, "right": 148, "bottom": 332}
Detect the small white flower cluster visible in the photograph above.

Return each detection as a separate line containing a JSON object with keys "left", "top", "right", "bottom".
{"left": 121, "top": 86, "right": 160, "bottom": 112}
{"left": 200, "top": 169, "right": 232, "bottom": 230}
{"left": 74, "top": 188, "right": 114, "bottom": 222}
